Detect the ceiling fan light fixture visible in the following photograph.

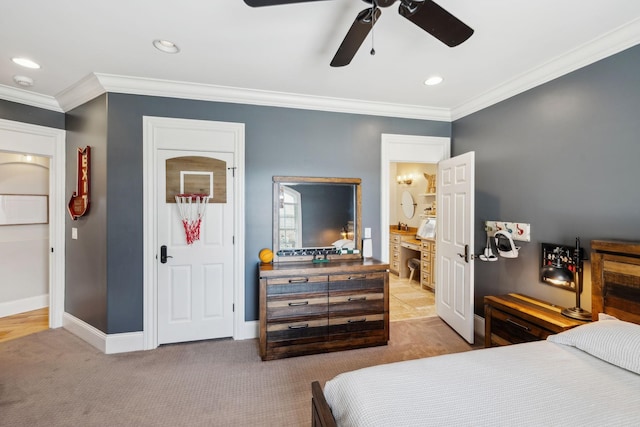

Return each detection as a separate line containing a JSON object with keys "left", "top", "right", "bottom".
{"left": 11, "top": 57, "right": 40, "bottom": 69}
{"left": 153, "top": 39, "right": 180, "bottom": 54}
{"left": 424, "top": 75, "right": 443, "bottom": 86}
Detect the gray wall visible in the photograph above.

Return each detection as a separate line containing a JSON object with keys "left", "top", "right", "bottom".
{"left": 65, "top": 94, "right": 108, "bottom": 331}
{"left": 452, "top": 44, "right": 640, "bottom": 316}
{"left": 0, "top": 99, "right": 64, "bottom": 129}
{"left": 105, "top": 94, "right": 450, "bottom": 332}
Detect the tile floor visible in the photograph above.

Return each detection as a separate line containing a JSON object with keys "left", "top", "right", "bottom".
{"left": 389, "top": 273, "right": 436, "bottom": 322}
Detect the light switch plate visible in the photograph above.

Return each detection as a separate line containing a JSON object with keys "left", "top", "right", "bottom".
{"left": 72, "top": 227, "right": 78, "bottom": 240}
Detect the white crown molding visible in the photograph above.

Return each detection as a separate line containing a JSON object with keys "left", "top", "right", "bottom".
{"left": 93, "top": 73, "right": 450, "bottom": 121}
{"left": 0, "top": 84, "right": 62, "bottom": 112}
{"left": 452, "top": 17, "right": 640, "bottom": 121}
{"left": 2, "top": 17, "right": 638, "bottom": 121}
{"left": 55, "top": 73, "right": 106, "bottom": 112}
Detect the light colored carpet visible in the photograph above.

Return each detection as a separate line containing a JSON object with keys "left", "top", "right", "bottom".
{"left": 0, "top": 317, "right": 479, "bottom": 427}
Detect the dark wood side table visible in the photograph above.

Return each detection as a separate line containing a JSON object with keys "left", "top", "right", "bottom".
{"left": 484, "top": 293, "right": 587, "bottom": 348}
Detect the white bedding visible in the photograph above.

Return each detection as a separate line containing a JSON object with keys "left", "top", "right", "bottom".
{"left": 324, "top": 322, "right": 640, "bottom": 426}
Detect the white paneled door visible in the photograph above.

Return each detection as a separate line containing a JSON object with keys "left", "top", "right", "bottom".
{"left": 157, "top": 149, "right": 235, "bottom": 345}
{"left": 436, "top": 151, "right": 475, "bottom": 343}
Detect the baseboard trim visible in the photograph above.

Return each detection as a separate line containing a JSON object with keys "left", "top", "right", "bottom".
{"left": 0, "top": 294, "right": 48, "bottom": 318}
{"left": 474, "top": 314, "right": 485, "bottom": 339}
{"left": 64, "top": 313, "right": 255, "bottom": 354}
{"left": 236, "top": 320, "right": 258, "bottom": 340}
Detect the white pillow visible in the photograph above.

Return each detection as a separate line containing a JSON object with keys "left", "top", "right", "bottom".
{"left": 547, "top": 316, "right": 640, "bottom": 374}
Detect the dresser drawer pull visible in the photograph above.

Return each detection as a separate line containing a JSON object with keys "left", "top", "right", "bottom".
{"left": 287, "top": 323, "right": 309, "bottom": 329}
{"left": 347, "top": 318, "right": 367, "bottom": 323}
{"left": 287, "top": 301, "right": 309, "bottom": 307}
{"left": 347, "top": 296, "right": 367, "bottom": 301}
{"left": 348, "top": 275, "right": 367, "bottom": 280}
{"left": 506, "top": 318, "right": 531, "bottom": 331}
{"left": 288, "top": 278, "right": 309, "bottom": 284}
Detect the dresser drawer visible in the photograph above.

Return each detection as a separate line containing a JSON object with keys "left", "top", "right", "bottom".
{"left": 390, "top": 234, "right": 402, "bottom": 244}
{"left": 329, "top": 272, "right": 385, "bottom": 291}
{"left": 328, "top": 291, "right": 384, "bottom": 314}
{"left": 421, "top": 250, "right": 431, "bottom": 262}
{"left": 328, "top": 313, "right": 385, "bottom": 335}
{"left": 266, "top": 318, "right": 328, "bottom": 343}
{"left": 421, "top": 240, "right": 431, "bottom": 251}
{"left": 489, "top": 307, "right": 552, "bottom": 344}
{"left": 267, "top": 295, "right": 328, "bottom": 320}
{"left": 266, "top": 275, "right": 328, "bottom": 294}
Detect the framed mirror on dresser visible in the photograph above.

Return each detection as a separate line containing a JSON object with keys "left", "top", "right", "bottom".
{"left": 258, "top": 176, "right": 390, "bottom": 360}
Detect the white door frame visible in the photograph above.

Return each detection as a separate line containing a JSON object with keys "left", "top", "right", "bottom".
{"left": 380, "top": 134, "right": 450, "bottom": 262}
{"left": 0, "top": 118, "right": 65, "bottom": 328}
{"left": 142, "top": 116, "right": 245, "bottom": 350}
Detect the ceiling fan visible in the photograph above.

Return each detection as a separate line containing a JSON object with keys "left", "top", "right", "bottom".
{"left": 244, "top": 0, "right": 474, "bottom": 67}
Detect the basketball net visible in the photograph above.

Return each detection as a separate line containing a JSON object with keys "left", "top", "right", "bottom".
{"left": 175, "top": 194, "right": 210, "bottom": 245}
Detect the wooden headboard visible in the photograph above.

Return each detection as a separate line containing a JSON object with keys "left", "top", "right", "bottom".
{"left": 591, "top": 240, "right": 640, "bottom": 324}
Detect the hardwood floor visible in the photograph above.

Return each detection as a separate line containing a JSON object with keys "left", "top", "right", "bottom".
{"left": 389, "top": 273, "right": 436, "bottom": 321}
{"left": 0, "top": 307, "right": 49, "bottom": 343}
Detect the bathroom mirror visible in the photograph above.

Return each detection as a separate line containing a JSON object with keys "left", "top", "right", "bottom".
{"left": 401, "top": 190, "right": 415, "bottom": 219}
{"left": 273, "top": 176, "right": 362, "bottom": 262}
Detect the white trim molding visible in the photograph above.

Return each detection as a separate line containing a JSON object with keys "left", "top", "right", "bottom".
{"left": 63, "top": 313, "right": 145, "bottom": 354}
{"left": 0, "top": 118, "right": 65, "bottom": 329}
{"left": 143, "top": 116, "right": 246, "bottom": 351}
{"left": 0, "top": 294, "right": 48, "bottom": 318}
{"left": 0, "top": 84, "right": 62, "bottom": 112}
{"left": 380, "top": 134, "right": 450, "bottom": 263}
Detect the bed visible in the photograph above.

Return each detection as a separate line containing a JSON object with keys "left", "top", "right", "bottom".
{"left": 311, "top": 240, "right": 640, "bottom": 426}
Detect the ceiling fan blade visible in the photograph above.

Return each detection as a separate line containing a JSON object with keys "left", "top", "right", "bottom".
{"left": 398, "top": 0, "right": 473, "bottom": 47}
{"left": 244, "top": 0, "right": 329, "bottom": 6}
{"left": 331, "top": 7, "right": 382, "bottom": 67}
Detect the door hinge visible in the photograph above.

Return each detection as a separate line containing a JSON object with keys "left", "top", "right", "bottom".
{"left": 232, "top": 303, "right": 235, "bottom": 312}
{"left": 227, "top": 166, "right": 237, "bottom": 177}
{"left": 51, "top": 247, "right": 54, "bottom": 253}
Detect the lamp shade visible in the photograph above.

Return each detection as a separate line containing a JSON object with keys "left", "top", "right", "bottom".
{"left": 541, "top": 264, "right": 573, "bottom": 286}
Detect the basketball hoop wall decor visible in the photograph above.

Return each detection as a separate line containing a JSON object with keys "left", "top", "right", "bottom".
{"left": 175, "top": 194, "right": 210, "bottom": 244}
{"left": 166, "top": 156, "right": 227, "bottom": 244}
{"left": 68, "top": 146, "right": 90, "bottom": 220}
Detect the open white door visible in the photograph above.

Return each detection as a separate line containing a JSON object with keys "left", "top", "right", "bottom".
{"left": 436, "top": 151, "right": 475, "bottom": 343}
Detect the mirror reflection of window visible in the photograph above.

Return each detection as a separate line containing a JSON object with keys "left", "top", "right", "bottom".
{"left": 279, "top": 186, "right": 302, "bottom": 249}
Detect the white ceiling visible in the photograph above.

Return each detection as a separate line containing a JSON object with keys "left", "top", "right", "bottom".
{"left": 1, "top": 0, "right": 640, "bottom": 119}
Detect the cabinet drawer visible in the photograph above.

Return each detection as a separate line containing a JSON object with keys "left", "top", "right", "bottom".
{"left": 328, "top": 313, "right": 385, "bottom": 335}
{"left": 421, "top": 260, "right": 431, "bottom": 274}
{"left": 329, "top": 272, "right": 385, "bottom": 291}
{"left": 266, "top": 318, "right": 328, "bottom": 343}
{"left": 266, "top": 275, "right": 328, "bottom": 295}
{"left": 391, "top": 260, "right": 400, "bottom": 272}
{"left": 328, "top": 292, "right": 384, "bottom": 314}
{"left": 421, "top": 250, "right": 431, "bottom": 262}
{"left": 390, "top": 234, "right": 401, "bottom": 244}
{"left": 421, "top": 240, "right": 431, "bottom": 251}
{"left": 490, "top": 308, "right": 552, "bottom": 344}
{"left": 267, "top": 295, "right": 328, "bottom": 320}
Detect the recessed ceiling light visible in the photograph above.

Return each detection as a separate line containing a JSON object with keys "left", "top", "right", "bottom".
{"left": 13, "top": 75, "right": 34, "bottom": 87}
{"left": 12, "top": 57, "right": 41, "bottom": 69}
{"left": 153, "top": 39, "right": 180, "bottom": 54}
{"left": 424, "top": 76, "right": 443, "bottom": 86}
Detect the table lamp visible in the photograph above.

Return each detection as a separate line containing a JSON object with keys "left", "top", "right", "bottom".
{"left": 540, "top": 237, "right": 592, "bottom": 321}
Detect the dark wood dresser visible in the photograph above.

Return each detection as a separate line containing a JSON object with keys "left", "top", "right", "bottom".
{"left": 259, "top": 259, "right": 389, "bottom": 360}
{"left": 484, "top": 293, "right": 585, "bottom": 348}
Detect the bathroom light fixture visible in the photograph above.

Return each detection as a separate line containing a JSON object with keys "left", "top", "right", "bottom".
{"left": 153, "top": 39, "right": 180, "bottom": 54}
{"left": 540, "top": 237, "right": 591, "bottom": 321}
{"left": 13, "top": 75, "right": 33, "bottom": 87}
{"left": 12, "top": 57, "right": 40, "bottom": 69}
{"left": 424, "top": 76, "right": 443, "bottom": 86}
{"left": 397, "top": 174, "right": 413, "bottom": 185}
